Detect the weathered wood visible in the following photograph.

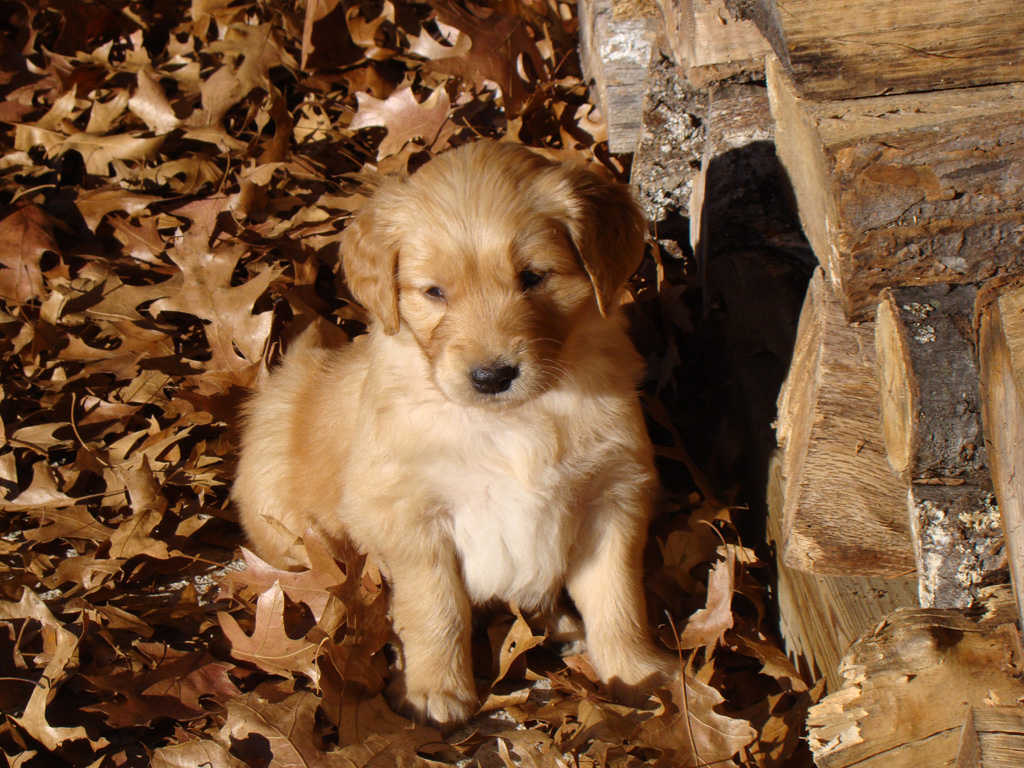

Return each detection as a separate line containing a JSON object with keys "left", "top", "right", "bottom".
{"left": 908, "top": 483, "right": 1006, "bottom": 610}
{"left": 749, "top": 0, "right": 1024, "bottom": 101}
{"left": 689, "top": 84, "right": 784, "bottom": 263}
{"left": 956, "top": 707, "right": 1024, "bottom": 768}
{"left": 768, "top": 451, "right": 919, "bottom": 689}
{"left": 631, "top": 47, "right": 705, "bottom": 224}
{"left": 578, "top": 0, "right": 658, "bottom": 153}
{"left": 656, "top": 0, "right": 770, "bottom": 86}
{"left": 977, "top": 283, "right": 1024, "bottom": 630}
{"left": 807, "top": 602, "right": 1024, "bottom": 768}
{"left": 775, "top": 268, "right": 914, "bottom": 576}
{"left": 875, "top": 285, "right": 986, "bottom": 481}
{"left": 767, "top": 57, "right": 1024, "bottom": 322}
{"left": 874, "top": 285, "right": 1006, "bottom": 608}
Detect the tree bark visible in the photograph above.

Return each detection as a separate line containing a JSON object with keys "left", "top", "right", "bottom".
{"left": 907, "top": 483, "right": 1006, "bottom": 610}
{"left": 768, "top": 57, "right": 1024, "bottom": 321}
{"left": 875, "top": 285, "right": 986, "bottom": 481}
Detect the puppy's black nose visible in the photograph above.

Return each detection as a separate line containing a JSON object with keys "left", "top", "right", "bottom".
{"left": 470, "top": 364, "right": 519, "bottom": 394}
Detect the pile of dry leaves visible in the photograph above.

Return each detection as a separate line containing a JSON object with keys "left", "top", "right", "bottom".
{"left": 0, "top": 0, "right": 819, "bottom": 765}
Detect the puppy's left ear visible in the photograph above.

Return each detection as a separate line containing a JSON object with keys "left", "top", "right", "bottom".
{"left": 341, "top": 183, "right": 403, "bottom": 335}
{"left": 559, "top": 166, "right": 647, "bottom": 316}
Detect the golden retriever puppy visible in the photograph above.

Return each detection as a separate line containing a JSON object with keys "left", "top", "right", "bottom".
{"left": 233, "top": 140, "right": 677, "bottom": 730}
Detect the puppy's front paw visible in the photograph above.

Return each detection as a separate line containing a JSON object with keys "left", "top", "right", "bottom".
{"left": 387, "top": 676, "right": 477, "bottom": 733}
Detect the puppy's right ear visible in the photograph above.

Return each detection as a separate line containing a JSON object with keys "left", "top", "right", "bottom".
{"left": 341, "top": 189, "right": 402, "bottom": 335}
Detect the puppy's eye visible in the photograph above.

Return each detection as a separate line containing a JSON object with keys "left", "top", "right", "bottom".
{"left": 518, "top": 269, "right": 546, "bottom": 291}
{"left": 424, "top": 286, "right": 445, "bottom": 301}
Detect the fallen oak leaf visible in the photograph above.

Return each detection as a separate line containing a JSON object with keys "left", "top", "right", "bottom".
{"left": 84, "top": 648, "right": 243, "bottom": 728}
{"left": 22, "top": 505, "right": 116, "bottom": 544}
{"left": 0, "top": 589, "right": 97, "bottom": 751}
{"left": 673, "top": 546, "right": 736, "bottom": 650}
{"left": 0, "top": 204, "right": 61, "bottom": 305}
{"left": 350, "top": 85, "right": 453, "bottom": 160}
{"left": 407, "top": 17, "right": 472, "bottom": 61}
{"left": 634, "top": 673, "right": 756, "bottom": 764}
{"left": 128, "top": 68, "right": 180, "bottom": 134}
{"left": 425, "top": 0, "right": 547, "bottom": 116}
{"left": 219, "top": 691, "right": 352, "bottom": 767}
{"left": 151, "top": 739, "right": 248, "bottom": 768}
{"left": 14, "top": 123, "right": 166, "bottom": 176}
{"left": 74, "top": 188, "right": 156, "bottom": 232}
{"left": 106, "top": 214, "right": 167, "bottom": 264}
{"left": 108, "top": 508, "right": 171, "bottom": 561}
{"left": 224, "top": 538, "right": 346, "bottom": 623}
{"left": 149, "top": 238, "right": 281, "bottom": 371}
{"left": 346, "top": 1, "right": 397, "bottom": 61}
{"left": 490, "top": 609, "right": 546, "bottom": 684}
{"left": 219, "top": 581, "right": 321, "bottom": 682}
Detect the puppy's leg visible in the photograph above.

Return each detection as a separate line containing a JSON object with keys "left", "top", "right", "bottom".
{"left": 385, "top": 546, "right": 477, "bottom": 731}
{"left": 530, "top": 594, "right": 586, "bottom": 656}
{"left": 566, "top": 496, "right": 678, "bottom": 704}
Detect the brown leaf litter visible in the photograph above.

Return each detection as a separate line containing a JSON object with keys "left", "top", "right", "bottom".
{"left": 0, "top": 1, "right": 817, "bottom": 765}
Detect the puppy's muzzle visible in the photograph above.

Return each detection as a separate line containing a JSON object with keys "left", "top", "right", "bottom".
{"left": 470, "top": 363, "right": 520, "bottom": 395}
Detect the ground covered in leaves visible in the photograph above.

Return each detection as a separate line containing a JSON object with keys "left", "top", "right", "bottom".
{"left": 0, "top": 1, "right": 820, "bottom": 765}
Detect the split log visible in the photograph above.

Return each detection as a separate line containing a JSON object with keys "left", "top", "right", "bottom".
{"left": 693, "top": 83, "right": 814, "bottom": 481}
{"left": 807, "top": 600, "right": 1024, "bottom": 768}
{"left": 655, "top": 0, "right": 770, "bottom": 86}
{"left": 956, "top": 707, "right": 1024, "bottom": 768}
{"left": 577, "top": 0, "right": 659, "bottom": 153}
{"left": 767, "top": 57, "right": 1024, "bottom": 322}
{"left": 630, "top": 48, "right": 705, "bottom": 224}
{"left": 689, "top": 84, "right": 792, "bottom": 264}
{"left": 874, "top": 285, "right": 1007, "bottom": 608}
{"left": 978, "top": 283, "right": 1024, "bottom": 630}
{"left": 875, "top": 285, "right": 986, "bottom": 482}
{"left": 688, "top": 82, "right": 814, "bottom": 525}
{"left": 748, "top": 0, "right": 1024, "bottom": 101}
{"left": 768, "top": 451, "right": 919, "bottom": 689}
{"left": 775, "top": 268, "right": 914, "bottom": 576}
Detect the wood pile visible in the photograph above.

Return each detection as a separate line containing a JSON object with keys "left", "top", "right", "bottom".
{"left": 581, "top": 0, "right": 1024, "bottom": 764}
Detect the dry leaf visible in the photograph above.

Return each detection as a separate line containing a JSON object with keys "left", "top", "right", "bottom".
{"left": 350, "top": 85, "right": 454, "bottom": 160}
{"left": 636, "top": 675, "right": 757, "bottom": 765}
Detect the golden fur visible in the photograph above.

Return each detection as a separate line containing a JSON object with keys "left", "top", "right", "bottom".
{"left": 233, "top": 141, "right": 677, "bottom": 730}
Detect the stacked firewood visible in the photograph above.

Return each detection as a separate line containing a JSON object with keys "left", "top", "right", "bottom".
{"left": 580, "top": 1, "right": 1024, "bottom": 765}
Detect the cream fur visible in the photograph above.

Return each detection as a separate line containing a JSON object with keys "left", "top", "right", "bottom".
{"left": 233, "top": 141, "right": 678, "bottom": 730}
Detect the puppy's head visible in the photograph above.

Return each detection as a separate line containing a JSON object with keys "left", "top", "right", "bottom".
{"left": 341, "top": 141, "right": 646, "bottom": 407}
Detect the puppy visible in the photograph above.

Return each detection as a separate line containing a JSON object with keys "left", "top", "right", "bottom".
{"left": 233, "top": 140, "right": 677, "bottom": 730}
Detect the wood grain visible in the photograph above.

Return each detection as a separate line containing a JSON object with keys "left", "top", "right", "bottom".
{"left": 807, "top": 603, "right": 1024, "bottom": 768}
{"left": 956, "top": 707, "right": 1024, "bottom": 768}
{"left": 768, "top": 451, "right": 919, "bottom": 689}
{"left": 977, "top": 284, "right": 1024, "bottom": 631}
{"left": 752, "top": 0, "right": 1024, "bottom": 100}
{"left": 578, "top": 0, "right": 658, "bottom": 153}
{"left": 775, "top": 269, "right": 914, "bottom": 576}
{"left": 657, "top": 0, "right": 770, "bottom": 85}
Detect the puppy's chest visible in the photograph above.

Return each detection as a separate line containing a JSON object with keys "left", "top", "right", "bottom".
{"left": 438, "top": 422, "right": 590, "bottom": 608}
